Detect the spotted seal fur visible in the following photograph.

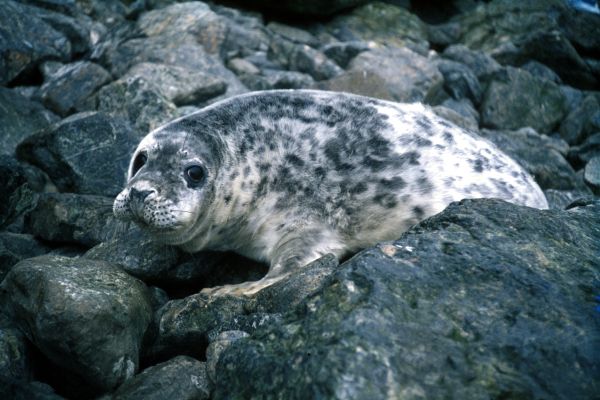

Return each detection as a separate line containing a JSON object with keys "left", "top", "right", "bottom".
{"left": 113, "top": 90, "right": 548, "bottom": 294}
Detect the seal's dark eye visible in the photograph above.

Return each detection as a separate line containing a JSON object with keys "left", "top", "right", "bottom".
{"left": 184, "top": 165, "right": 206, "bottom": 186}
{"left": 131, "top": 152, "right": 147, "bottom": 177}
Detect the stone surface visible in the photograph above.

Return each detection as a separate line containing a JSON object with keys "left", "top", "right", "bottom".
{"left": 24, "top": 192, "right": 126, "bottom": 247}
{"left": 0, "top": 1, "right": 71, "bottom": 84}
{"left": 480, "top": 128, "right": 587, "bottom": 191}
{"left": 214, "top": 199, "right": 600, "bottom": 399}
{"left": 322, "top": 41, "right": 370, "bottom": 68}
{"left": 436, "top": 59, "right": 482, "bottom": 105}
{"left": 559, "top": 95, "right": 600, "bottom": 145}
{"left": 232, "top": 0, "right": 368, "bottom": 16}
{"left": 288, "top": 45, "right": 344, "bottom": 81}
{"left": 0, "top": 232, "right": 49, "bottom": 282}
{"left": 318, "top": 47, "right": 443, "bottom": 103}
{"left": 0, "top": 255, "right": 153, "bottom": 391}
{"left": 0, "top": 317, "right": 33, "bottom": 382}
{"left": 123, "top": 63, "right": 227, "bottom": 106}
{"left": 326, "top": 2, "right": 428, "bottom": 48}
{"left": 442, "top": 44, "right": 501, "bottom": 82}
{"left": 480, "top": 67, "right": 568, "bottom": 134}
{"left": 0, "top": 87, "right": 59, "bottom": 156}
{"left": 107, "top": 356, "right": 210, "bottom": 400}
{"left": 241, "top": 70, "right": 315, "bottom": 91}
{"left": 569, "top": 132, "right": 600, "bottom": 169}
{"left": 584, "top": 156, "right": 600, "bottom": 195}
{"left": 16, "top": 112, "right": 139, "bottom": 196}
{"left": 0, "top": 156, "right": 38, "bottom": 230}
{"left": 40, "top": 61, "right": 111, "bottom": 116}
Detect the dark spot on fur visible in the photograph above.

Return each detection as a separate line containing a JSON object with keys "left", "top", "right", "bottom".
{"left": 285, "top": 154, "right": 305, "bottom": 167}
{"left": 373, "top": 193, "right": 398, "bottom": 208}
{"left": 378, "top": 177, "right": 406, "bottom": 190}
{"left": 413, "top": 206, "right": 425, "bottom": 218}
{"left": 473, "top": 158, "right": 484, "bottom": 173}
{"left": 443, "top": 131, "right": 454, "bottom": 143}
{"left": 349, "top": 182, "right": 368, "bottom": 194}
{"left": 417, "top": 176, "right": 433, "bottom": 193}
{"left": 243, "top": 166, "right": 251, "bottom": 177}
{"left": 414, "top": 136, "right": 432, "bottom": 147}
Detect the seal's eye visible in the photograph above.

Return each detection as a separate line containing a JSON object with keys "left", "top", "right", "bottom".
{"left": 184, "top": 165, "right": 206, "bottom": 186}
{"left": 131, "top": 152, "right": 147, "bottom": 177}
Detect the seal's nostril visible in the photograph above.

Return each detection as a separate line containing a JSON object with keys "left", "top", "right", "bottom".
{"left": 129, "top": 188, "right": 154, "bottom": 203}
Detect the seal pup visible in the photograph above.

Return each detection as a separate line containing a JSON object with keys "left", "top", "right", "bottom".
{"left": 114, "top": 90, "right": 548, "bottom": 295}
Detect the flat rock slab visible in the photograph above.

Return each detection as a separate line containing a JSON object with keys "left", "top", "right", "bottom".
{"left": 213, "top": 199, "right": 600, "bottom": 399}
{"left": 0, "top": 255, "right": 153, "bottom": 391}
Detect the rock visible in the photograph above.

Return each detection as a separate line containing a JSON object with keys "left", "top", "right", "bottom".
{"left": 543, "top": 189, "right": 595, "bottom": 210}
{"left": 0, "top": 379, "right": 65, "bottom": 400}
{"left": 322, "top": 41, "right": 370, "bottom": 68}
{"left": 84, "top": 235, "right": 179, "bottom": 284}
{"left": 107, "top": 356, "right": 210, "bottom": 400}
{"left": 137, "top": 2, "right": 227, "bottom": 55}
{"left": 0, "top": 317, "right": 33, "bottom": 382}
{"left": 0, "top": 255, "right": 153, "bottom": 391}
{"left": 436, "top": 59, "right": 482, "bottom": 105}
{"left": 40, "top": 61, "right": 112, "bottom": 116}
{"left": 0, "top": 1, "right": 71, "bottom": 85}
{"left": 521, "top": 60, "right": 561, "bottom": 84}
{"left": 480, "top": 67, "right": 568, "bottom": 134}
{"left": 226, "top": 58, "right": 261, "bottom": 76}
{"left": 559, "top": 95, "right": 600, "bottom": 145}
{"left": 87, "top": 77, "right": 177, "bottom": 134}
{"left": 431, "top": 105, "right": 478, "bottom": 132}
{"left": 326, "top": 2, "right": 429, "bottom": 49}
{"left": 289, "top": 45, "right": 343, "bottom": 81}
{"left": 442, "top": 44, "right": 501, "bottom": 82}
{"left": 24, "top": 192, "right": 127, "bottom": 247}
{"left": 0, "top": 156, "right": 38, "bottom": 230}
{"left": 559, "top": 6, "right": 600, "bottom": 55}
{"left": 123, "top": 63, "right": 227, "bottom": 106}
{"left": 0, "top": 87, "right": 59, "bottom": 156}
{"left": 214, "top": 199, "right": 600, "bottom": 399}
{"left": 231, "top": 0, "right": 368, "bottom": 17}
{"left": 584, "top": 156, "right": 600, "bottom": 194}
{"left": 440, "top": 98, "right": 480, "bottom": 125}
{"left": 105, "top": 33, "right": 247, "bottom": 99}
{"left": 267, "top": 22, "right": 319, "bottom": 47}
{"left": 16, "top": 112, "right": 139, "bottom": 196}
{"left": 426, "top": 21, "right": 462, "bottom": 48}
{"left": 318, "top": 47, "right": 443, "bottom": 103}
{"left": 206, "top": 331, "right": 248, "bottom": 383}
{"left": 241, "top": 70, "right": 315, "bottom": 91}
{"left": 480, "top": 128, "right": 587, "bottom": 191}
{"left": 0, "top": 232, "right": 50, "bottom": 282}
{"left": 569, "top": 132, "right": 600, "bottom": 168}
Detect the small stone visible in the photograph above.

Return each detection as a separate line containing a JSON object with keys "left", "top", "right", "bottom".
{"left": 568, "top": 132, "right": 600, "bottom": 169}
{"left": 227, "top": 58, "right": 261, "bottom": 76}
{"left": 289, "top": 45, "right": 344, "bottom": 81}
{"left": 0, "top": 156, "right": 38, "bottom": 230}
{"left": 436, "top": 59, "right": 482, "bottom": 105}
{"left": 40, "top": 61, "right": 112, "bottom": 116}
{"left": 559, "top": 95, "right": 600, "bottom": 145}
{"left": 322, "top": 41, "right": 371, "bottom": 68}
{"left": 583, "top": 156, "right": 600, "bottom": 195}
{"left": 443, "top": 44, "right": 501, "bottom": 82}
{"left": 267, "top": 22, "right": 319, "bottom": 46}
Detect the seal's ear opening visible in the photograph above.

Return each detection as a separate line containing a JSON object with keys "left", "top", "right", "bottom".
{"left": 131, "top": 152, "right": 147, "bottom": 178}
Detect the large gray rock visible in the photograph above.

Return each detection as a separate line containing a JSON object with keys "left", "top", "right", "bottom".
{"left": 16, "top": 112, "right": 139, "bottom": 196}
{"left": 559, "top": 95, "right": 600, "bottom": 145}
{"left": 436, "top": 59, "right": 483, "bottom": 105}
{"left": 0, "top": 87, "right": 59, "bottom": 156}
{"left": 24, "top": 192, "right": 128, "bottom": 247}
{"left": 442, "top": 44, "right": 501, "bottom": 82}
{"left": 106, "top": 356, "right": 210, "bottom": 400}
{"left": 0, "top": 232, "right": 49, "bottom": 282}
{"left": 40, "top": 61, "right": 111, "bottom": 116}
{"left": 317, "top": 47, "right": 443, "bottom": 103}
{"left": 0, "top": 156, "right": 38, "bottom": 230}
{"left": 122, "top": 63, "right": 227, "bottom": 106}
{"left": 480, "top": 67, "right": 568, "bottom": 134}
{"left": 0, "top": 1, "right": 71, "bottom": 84}
{"left": 480, "top": 127, "right": 588, "bottom": 191}
{"left": 0, "top": 255, "right": 153, "bottom": 391}
{"left": 213, "top": 199, "right": 600, "bottom": 399}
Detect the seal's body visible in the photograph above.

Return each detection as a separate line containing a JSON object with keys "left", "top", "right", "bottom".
{"left": 114, "top": 90, "right": 548, "bottom": 293}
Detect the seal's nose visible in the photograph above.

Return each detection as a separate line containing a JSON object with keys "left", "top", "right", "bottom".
{"left": 129, "top": 188, "right": 154, "bottom": 203}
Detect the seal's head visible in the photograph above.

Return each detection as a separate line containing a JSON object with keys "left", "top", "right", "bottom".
{"left": 113, "top": 123, "right": 221, "bottom": 247}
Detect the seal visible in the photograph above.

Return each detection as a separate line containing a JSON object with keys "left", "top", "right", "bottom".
{"left": 113, "top": 90, "right": 548, "bottom": 294}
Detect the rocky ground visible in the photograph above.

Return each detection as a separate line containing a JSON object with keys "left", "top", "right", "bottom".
{"left": 0, "top": 0, "right": 599, "bottom": 399}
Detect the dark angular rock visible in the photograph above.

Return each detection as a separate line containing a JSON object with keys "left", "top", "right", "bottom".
{"left": 559, "top": 95, "right": 600, "bottom": 145}
{"left": 0, "top": 379, "right": 65, "bottom": 400}
{"left": 241, "top": 70, "right": 315, "bottom": 91}
{"left": 24, "top": 192, "right": 126, "bottom": 247}
{"left": 431, "top": 105, "right": 478, "bottom": 132}
{"left": 0, "top": 232, "right": 50, "bottom": 282}
{"left": 426, "top": 21, "right": 462, "bottom": 49}
{"left": 40, "top": 61, "right": 112, "bottom": 116}
{"left": 206, "top": 330, "right": 248, "bottom": 383}
{"left": 480, "top": 67, "right": 568, "bottom": 134}
{"left": 442, "top": 44, "right": 501, "bottom": 82}
{"left": 559, "top": 6, "right": 600, "bottom": 54}
{"left": 480, "top": 128, "right": 588, "bottom": 191}
{"left": 543, "top": 188, "right": 595, "bottom": 210}
{"left": 322, "top": 41, "right": 370, "bottom": 68}
{"left": 267, "top": 22, "right": 319, "bottom": 47}
{"left": 584, "top": 156, "right": 600, "bottom": 194}
{"left": 0, "top": 316, "right": 33, "bottom": 382}
{"left": 87, "top": 77, "right": 177, "bottom": 134}
{"left": 0, "top": 156, "right": 38, "bottom": 231}
{"left": 107, "top": 356, "right": 210, "bottom": 400}
{"left": 326, "top": 2, "right": 428, "bottom": 49}
{"left": 436, "top": 59, "right": 483, "bottom": 105}
{"left": 440, "top": 98, "right": 480, "bottom": 125}
{"left": 214, "top": 199, "right": 600, "bottom": 399}
{"left": 318, "top": 47, "right": 443, "bottom": 103}
{"left": 569, "top": 132, "right": 600, "bottom": 168}
{"left": 84, "top": 236, "right": 180, "bottom": 284}
{"left": 0, "top": 1, "right": 71, "bottom": 85}
{"left": 521, "top": 60, "right": 562, "bottom": 83}
{"left": 16, "top": 112, "right": 139, "bottom": 196}
{"left": 122, "top": 63, "right": 227, "bottom": 106}
{"left": 0, "top": 87, "right": 59, "bottom": 156}
{"left": 0, "top": 255, "right": 153, "bottom": 391}
{"left": 287, "top": 44, "right": 344, "bottom": 81}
